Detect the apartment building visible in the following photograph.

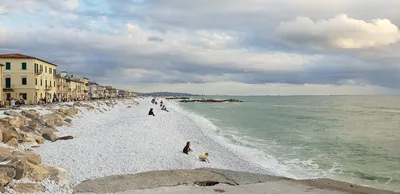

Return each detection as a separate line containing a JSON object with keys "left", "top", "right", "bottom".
{"left": 56, "top": 75, "right": 68, "bottom": 100}
{"left": 0, "top": 54, "right": 57, "bottom": 103}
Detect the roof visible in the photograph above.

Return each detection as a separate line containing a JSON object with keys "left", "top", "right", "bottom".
{"left": 0, "top": 53, "right": 58, "bottom": 67}
{"left": 88, "top": 81, "right": 98, "bottom": 85}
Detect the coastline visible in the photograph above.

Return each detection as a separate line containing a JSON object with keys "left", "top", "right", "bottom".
{"left": 0, "top": 97, "right": 396, "bottom": 193}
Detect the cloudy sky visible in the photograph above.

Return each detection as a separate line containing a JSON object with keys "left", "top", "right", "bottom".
{"left": 1, "top": 0, "right": 400, "bottom": 95}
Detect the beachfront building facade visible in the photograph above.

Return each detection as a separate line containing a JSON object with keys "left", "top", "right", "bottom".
{"left": 56, "top": 76, "right": 68, "bottom": 100}
{"left": 0, "top": 53, "right": 58, "bottom": 104}
{"left": 58, "top": 71, "right": 90, "bottom": 100}
{"left": 0, "top": 63, "right": 3, "bottom": 102}
{"left": 88, "top": 82, "right": 104, "bottom": 99}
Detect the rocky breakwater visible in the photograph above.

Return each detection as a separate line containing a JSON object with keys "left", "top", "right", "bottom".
{"left": 0, "top": 99, "right": 126, "bottom": 193}
{"left": 179, "top": 98, "right": 243, "bottom": 103}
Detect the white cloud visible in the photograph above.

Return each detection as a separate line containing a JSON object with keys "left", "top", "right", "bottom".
{"left": 63, "top": 0, "right": 79, "bottom": 10}
{"left": 276, "top": 14, "right": 400, "bottom": 49}
{"left": 0, "top": 5, "right": 5, "bottom": 14}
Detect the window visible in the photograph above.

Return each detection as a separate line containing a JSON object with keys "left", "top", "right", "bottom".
{"left": 40, "top": 65, "right": 43, "bottom": 72}
{"left": 45, "top": 67, "right": 47, "bottom": 73}
{"left": 5, "top": 78, "right": 11, "bottom": 88}
{"left": 21, "top": 93, "right": 27, "bottom": 100}
{"left": 35, "top": 78, "right": 38, "bottom": 86}
{"left": 34, "top": 63, "right": 38, "bottom": 73}
{"left": 54, "top": 81, "right": 55, "bottom": 86}
{"left": 22, "top": 62, "right": 27, "bottom": 70}
{"left": 45, "top": 80, "right": 47, "bottom": 87}
{"left": 50, "top": 81, "right": 52, "bottom": 87}
{"left": 49, "top": 68, "right": 52, "bottom": 74}
{"left": 5, "top": 62, "right": 10, "bottom": 70}
{"left": 40, "top": 79, "right": 43, "bottom": 86}
{"left": 22, "top": 78, "right": 27, "bottom": 85}
{"left": 6, "top": 93, "right": 11, "bottom": 100}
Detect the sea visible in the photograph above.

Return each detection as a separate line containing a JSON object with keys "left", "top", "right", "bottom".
{"left": 178, "top": 96, "right": 400, "bottom": 192}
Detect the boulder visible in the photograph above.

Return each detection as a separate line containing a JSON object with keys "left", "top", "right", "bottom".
{"left": 21, "top": 110, "right": 39, "bottom": 119}
{"left": 47, "top": 166, "right": 70, "bottom": 187}
{"left": 0, "top": 165, "right": 17, "bottom": 179}
{"left": 8, "top": 116, "right": 27, "bottom": 128}
{"left": 2, "top": 128, "right": 20, "bottom": 143}
{"left": 64, "top": 118, "right": 72, "bottom": 123}
{"left": 0, "top": 173, "right": 11, "bottom": 186}
{"left": 4, "top": 110, "right": 20, "bottom": 117}
{"left": 0, "top": 152, "right": 12, "bottom": 162}
{"left": 42, "top": 133, "right": 58, "bottom": 142}
{"left": 5, "top": 138, "right": 18, "bottom": 147}
{"left": 12, "top": 151, "right": 41, "bottom": 165}
{"left": 8, "top": 158, "right": 49, "bottom": 181}
{"left": 54, "top": 111, "right": 67, "bottom": 118}
{"left": 12, "top": 183, "right": 45, "bottom": 193}
{"left": 0, "top": 186, "right": 7, "bottom": 193}
{"left": 30, "top": 118, "right": 46, "bottom": 127}
{"left": 0, "top": 118, "right": 11, "bottom": 129}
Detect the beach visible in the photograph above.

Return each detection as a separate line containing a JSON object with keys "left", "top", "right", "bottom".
{"left": 0, "top": 97, "right": 397, "bottom": 193}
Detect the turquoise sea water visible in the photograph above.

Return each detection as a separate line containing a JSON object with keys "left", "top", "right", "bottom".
{"left": 179, "top": 96, "right": 400, "bottom": 192}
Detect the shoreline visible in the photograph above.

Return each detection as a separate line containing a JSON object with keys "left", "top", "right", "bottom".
{"left": 0, "top": 97, "right": 396, "bottom": 193}
{"left": 73, "top": 168, "right": 397, "bottom": 194}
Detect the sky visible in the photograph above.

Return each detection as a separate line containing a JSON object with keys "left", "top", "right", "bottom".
{"left": 1, "top": 0, "right": 400, "bottom": 95}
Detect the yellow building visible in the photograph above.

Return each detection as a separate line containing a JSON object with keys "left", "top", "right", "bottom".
{"left": 0, "top": 54, "right": 58, "bottom": 104}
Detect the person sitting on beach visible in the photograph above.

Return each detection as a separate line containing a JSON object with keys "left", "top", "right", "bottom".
{"left": 148, "top": 108, "right": 155, "bottom": 116}
{"left": 183, "top": 141, "right": 192, "bottom": 154}
{"left": 199, "top": 153, "right": 209, "bottom": 163}
{"left": 161, "top": 105, "right": 169, "bottom": 112}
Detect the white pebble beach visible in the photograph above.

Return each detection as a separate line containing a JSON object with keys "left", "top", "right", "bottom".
{"left": 34, "top": 98, "right": 267, "bottom": 192}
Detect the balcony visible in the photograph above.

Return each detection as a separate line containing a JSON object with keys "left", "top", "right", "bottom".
{"left": 3, "top": 84, "right": 15, "bottom": 91}
{"left": 45, "top": 86, "right": 53, "bottom": 91}
{"left": 35, "top": 70, "right": 43, "bottom": 75}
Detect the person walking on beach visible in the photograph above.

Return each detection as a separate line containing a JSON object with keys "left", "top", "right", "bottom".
{"left": 183, "top": 141, "right": 192, "bottom": 154}
{"left": 199, "top": 153, "right": 209, "bottom": 163}
{"left": 148, "top": 108, "right": 155, "bottom": 116}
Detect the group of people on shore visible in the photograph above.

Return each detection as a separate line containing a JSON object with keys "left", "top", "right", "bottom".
{"left": 148, "top": 97, "right": 210, "bottom": 163}
{"left": 183, "top": 141, "right": 209, "bottom": 163}
{"left": 148, "top": 98, "right": 169, "bottom": 116}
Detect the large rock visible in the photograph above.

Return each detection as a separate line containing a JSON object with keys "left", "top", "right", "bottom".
{"left": 4, "top": 110, "right": 20, "bottom": 117}
{"left": 12, "top": 151, "right": 41, "bottom": 165}
{"left": 64, "top": 118, "right": 72, "bottom": 123}
{"left": 0, "top": 152, "right": 12, "bottom": 162}
{"left": 5, "top": 138, "right": 18, "bottom": 147}
{"left": 8, "top": 158, "right": 49, "bottom": 181}
{"left": 21, "top": 110, "right": 39, "bottom": 119}
{"left": 12, "top": 183, "right": 45, "bottom": 193}
{"left": 8, "top": 116, "right": 27, "bottom": 128}
{"left": 0, "top": 173, "right": 11, "bottom": 186}
{"left": 0, "top": 147, "right": 13, "bottom": 162}
{"left": 0, "top": 118, "right": 11, "bottom": 129}
{"left": 47, "top": 166, "right": 70, "bottom": 187}
{"left": 0, "top": 165, "right": 17, "bottom": 179}
{"left": 42, "top": 133, "right": 58, "bottom": 142}
{"left": 59, "top": 107, "right": 78, "bottom": 117}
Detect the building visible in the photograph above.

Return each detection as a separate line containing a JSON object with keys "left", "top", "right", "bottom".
{"left": 88, "top": 82, "right": 101, "bottom": 99}
{"left": 0, "top": 53, "right": 57, "bottom": 104}
{"left": 56, "top": 75, "right": 68, "bottom": 100}
{"left": 0, "top": 63, "right": 3, "bottom": 103}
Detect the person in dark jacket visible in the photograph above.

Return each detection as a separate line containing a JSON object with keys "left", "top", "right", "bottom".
{"left": 148, "top": 108, "right": 155, "bottom": 116}
{"left": 183, "top": 141, "right": 192, "bottom": 154}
